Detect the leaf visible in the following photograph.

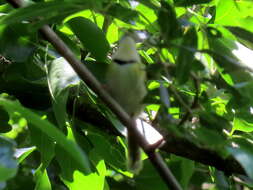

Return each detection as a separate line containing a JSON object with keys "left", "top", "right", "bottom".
{"left": 158, "top": 1, "right": 182, "bottom": 41}
{"left": 0, "top": 23, "right": 35, "bottom": 62}
{"left": 194, "top": 127, "right": 226, "bottom": 147}
{"left": 88, "top": 132, "right": 126, "bottom": 170}
{"left": 54, "top": 127, "right": 82, "bottom": 181}
{"left": 0, "top": 136, "right": 18, "bottom": 182}
{"left": 135, "top": 159, "right": 168, "bottom": 190}
{"left": 106, "top": 3, "right": 139, "bottom": 23}
{"left": 15, "top": 147, "right": 36, "bottom": 163}
{"left": 34, "top": 167, "right": 52, "bottom": 190}
{"left": 176, "top": 27, "right": 197, "bottom": 84}
{"left": 226, "top": 138, "right": 253, "bottom": 179}
{"left": 174, "top": 0, "right": 212, "bottom": 6}
{"left": 0, "top": 97, "right": 91, "bottom": 174}
{"left": 67, "top": 17, "right": 110, "bottom": 61}
{"left": 170, "top": 156, "right": 195, "bottom": 189}
{"left": 199, "top": 112, "right": 231, "bottom": 131}
{"left": 0, "top": 1, "right": 83, "bottom": 26}
{"left": 62, "top": 160, "right": 106, "bottom": 190}
{"left": 232, "top": 118, "right": 253, "bottom": 134}
{"left": 226, "top": 26, "right": 253, "bottom": 50}
{"left": 214, "top": 170, "right": 230, "bottom": 190}
{"left": 29, "top": 124, "right": 55, "bottom": 169}
{"left": 48, "top": 57, "right": 80, "bottom": 129}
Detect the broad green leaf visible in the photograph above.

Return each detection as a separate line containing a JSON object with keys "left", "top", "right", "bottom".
{"left": 0, "top": 136, "right": 18, "bottom": 182}
{"left": 215, "top": 0, "right": 237, "bottom": 25}
{"left": 48, "top": 57, "right": 80, "bottom": 98}
{"left": 176, "top": 27, "right": 197, "bottom": 84}
{"left": 232, "top": 118, "right": 253, "bottom": 134}
{"left": 158, "top": 1, "right": 182, "bottom": 42}
{"left": 0, "top": 98, "right": 91, "bottom": 174}
{"left": 0, "top": 23, "right": 35, "bottom": 62}
{"left": 0, "top": 1, "right": 84, "bottom": 26}
{"left": 226, "top": 26, "right": 253, "bottom": 50}
{"left": 55, "top": 127, "right": 93, "bottom": 181}
{"left": 174, "top": 0, "right": 212, "bottom": 7}
{"left": 226, "top": 138, "right": 253, "bottom": 179}
{"left": 215, "top": 0, "right": 253, "bottom": 30}
{"left": 48, "top": 57, "right": 80, "bottom": 129}
{"left": 88, "top": 132, "right": 126, "bottom": 170}
{"left": 68, "top": 17, "right": 110, "bottom": 61}
{"left": 170, "top": 155, "right": 195, "bottom": 189}
{"left": 135, "top": 160, "right": 167, "bottom": 190}
{"left": 106, "top": 3, "right": 139, "bottom": 24}
{"left": 180, "top": 158, "right": 195, "bottom": 189}
{"left": 29, "top": 124, "right": 55, "bottom": 169}
{"left": 63, "top": 160, "right": 106, "bottom": 190}
{"left": 34, "top": 167, "right": 52, "bottom": 190}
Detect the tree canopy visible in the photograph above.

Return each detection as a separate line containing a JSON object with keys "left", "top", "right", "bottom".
{"left": 1, "top": 0, "right": 253, "bottom": 189}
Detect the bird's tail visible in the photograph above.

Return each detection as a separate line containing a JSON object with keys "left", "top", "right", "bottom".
{"left": 127, "top": 129, "right": 142, "bottom": 174}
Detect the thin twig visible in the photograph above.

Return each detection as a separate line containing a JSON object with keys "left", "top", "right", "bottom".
{"left": 6, "top": 0, "right": 183, "bottom": 189}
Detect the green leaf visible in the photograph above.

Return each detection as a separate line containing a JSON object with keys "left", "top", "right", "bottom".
{"left": 0, "top": 97, "right": 91, "bottom": 174}
{"left": 226, "top": 26, "right": 253, "bottom": 50}
{"left": 170, "top": 156, "right": 195, "bottom": 189}
{"left": 194, "top": 127, "right": 226, "bottom": 147}
{"left": 174, "top": 0, "right": 212, "bottom": 7}
{"left": 55, "top": 127, "right": 91, "bottom": 181}
{"left": 176, "top": 27, "right": 197, "bottom": 84}
{"left": 88, "top": 132, "right": 126, "bottom": 170}
{"left": 68, "top": 17, "right": 110, "bottom": 61}
{"left": 0, "top": 1, "right": 83, "bottom": 26}
{"left": 226, "top": 138, "right": 253, "bottom": 179}
{"left": 106, "top": 3, "right": 139, "bottom": 23}
{"left": 29, "top": 125, "right": 55, "bottom": 169}
{"left": 232, "top": 118, "right": 253, "bottom": 134}
{"left": 0, "top": 136, "right": 18, "bottom": 182}
{"left": 135, "top": 160, "right": 168, "bottom": 190}
{"left": 158, "top": 1, "right": 182, "bottom": 41}
{"left": 34, "top": 167, "right": 52, "bottom": 190}
{"left": 48, "top": 57, "right": 80, "bottom": 129}
{"left": 0, "top": 24, "right": 35, "bottom": 62}
{"left": 199, "top": 112, "right": 231, "bottom": 131}
{"left": 62, "top": 160, "right": 106, "bottom": 190}
{"left": 15, "top": 147, "right": 36, "bottom": 163}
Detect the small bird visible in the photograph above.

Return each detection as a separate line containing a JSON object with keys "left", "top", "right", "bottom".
{"left": 106, "top": 36, "right": 147, "bottom": 173}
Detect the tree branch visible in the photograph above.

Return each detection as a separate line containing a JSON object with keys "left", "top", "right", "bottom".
{"left": 6, "top": 0, "right": 182, "bottom": 189}
{"left": 70, "top": 101, "right": 245, "bottom": 176}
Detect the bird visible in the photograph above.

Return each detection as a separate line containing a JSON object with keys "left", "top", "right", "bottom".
{"left": 106, "top": 36, "right": 147, "bottom": 173}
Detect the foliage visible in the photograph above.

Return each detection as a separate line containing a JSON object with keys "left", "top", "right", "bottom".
{"left": 1, "top": 0, "right": 253, "bottom": 189}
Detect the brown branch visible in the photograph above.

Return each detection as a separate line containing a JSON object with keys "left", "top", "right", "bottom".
{"left": 5, "top": 0, "right": 182, "bottom": 189}
{"left": 71, "top": 101, "right": 245, "bottom": 176}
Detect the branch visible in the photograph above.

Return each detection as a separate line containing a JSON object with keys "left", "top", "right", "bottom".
{"left": 5, "top": 0, "right": 182, "bottom": 189}
{"left": 161, "top": 132, "right": 245, "bottom": 176}
{"left": 71, "top": 101, "right": 245, "bottom": 176}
